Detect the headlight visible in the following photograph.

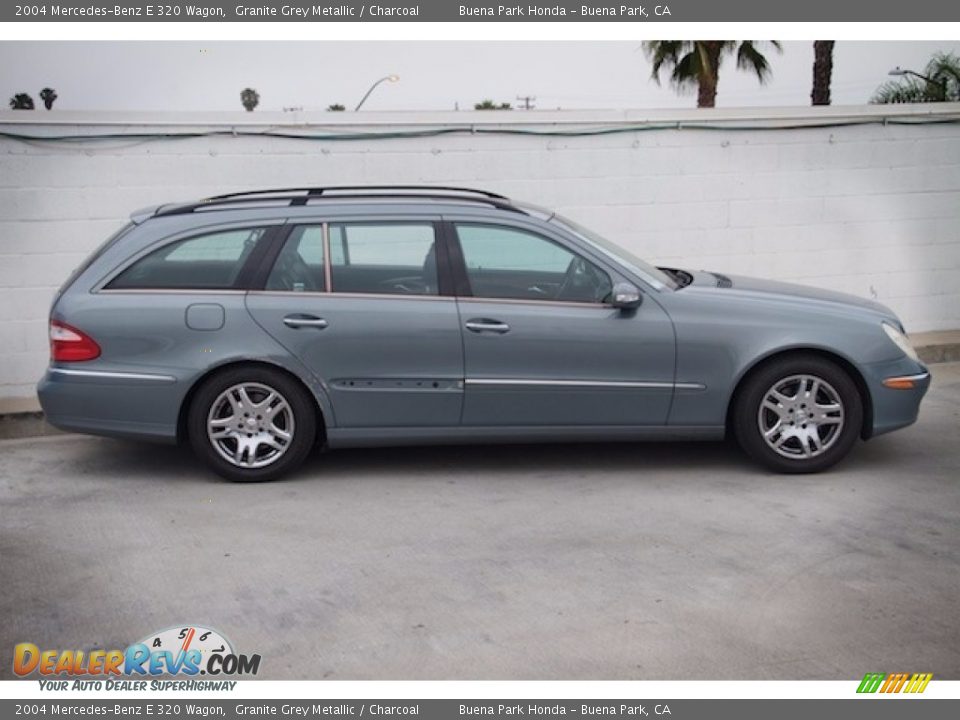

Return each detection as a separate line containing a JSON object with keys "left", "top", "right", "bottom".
{"left": 882, "top": 322, "right": 919, "bottom": 362}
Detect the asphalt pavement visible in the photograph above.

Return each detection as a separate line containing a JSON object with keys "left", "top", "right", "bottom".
{"left": 2, "top": 363, "right": 958, "bottom": 680}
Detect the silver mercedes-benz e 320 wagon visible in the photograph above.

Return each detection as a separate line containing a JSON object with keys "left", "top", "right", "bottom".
{"left": 38, "top": 186, "right": 930, "bottom": 481}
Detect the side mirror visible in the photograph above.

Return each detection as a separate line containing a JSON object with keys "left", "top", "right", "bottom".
{"left": 610, "top": 282, "right": 642, "bottom": 310}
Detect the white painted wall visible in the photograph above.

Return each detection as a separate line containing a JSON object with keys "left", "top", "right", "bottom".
{"left": 2, "top": 105, "right": 959, "bottom": 407}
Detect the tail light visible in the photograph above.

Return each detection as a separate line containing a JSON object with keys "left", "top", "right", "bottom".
{"left": 50, "top": 320, "right": 101, "bottom": 362}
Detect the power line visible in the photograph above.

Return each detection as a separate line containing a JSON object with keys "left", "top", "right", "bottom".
{"left": 516, "top": 95, "right": 536, "bottom": 110}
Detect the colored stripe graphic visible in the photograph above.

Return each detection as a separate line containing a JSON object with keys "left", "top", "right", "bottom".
{"left": 881, "top": 672, "right": 901, "bottom": 693}
{"left": 857, "top": 673, "right": 886, "bottom": 693}
{"left": 905, "top": 673, "right": 933, "bottom": 693}
{"left": 857, "top": 672, "right": 932, "bottom": 694}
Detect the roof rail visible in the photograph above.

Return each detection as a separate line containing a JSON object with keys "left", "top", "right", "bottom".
{"left": 206, "top": 185, "right": 511, "bottom": 201}
{"left": 153, "top": 185, "right": 523, "bottom": 218}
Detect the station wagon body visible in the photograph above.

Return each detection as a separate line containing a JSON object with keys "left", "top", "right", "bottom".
{"left": 37, "top": 187, "right": 930, "bottom": 480}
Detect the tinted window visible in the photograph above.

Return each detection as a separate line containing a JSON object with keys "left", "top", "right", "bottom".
{"left": 330, "top": 223, "right": 438, "bottom": 296}
{"left": 108, "top": 228, "right": 266, "bottom": 290}
{"left": 456, "top": 224, "right": 612, "bottom": 303}
{"left": 266, "top": 226, "right": 326, "bottom": 292}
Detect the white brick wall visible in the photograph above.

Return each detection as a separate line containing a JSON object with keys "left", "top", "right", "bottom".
{"left": 2, "top": 105, "right": 959, "bottom": 405}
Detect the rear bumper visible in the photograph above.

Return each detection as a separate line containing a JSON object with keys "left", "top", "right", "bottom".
{"left": 37, "top": 367, "right": 181, "bottom": 443}
{"left": 862, "top": 357, "right": 932, "bottom": 438}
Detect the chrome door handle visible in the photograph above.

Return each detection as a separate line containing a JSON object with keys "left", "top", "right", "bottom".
{"left": 283, "top": 315, "right": 328, "bottom": 329}
{"left": 465, "top": 319, "right": 510, "bottom": 334}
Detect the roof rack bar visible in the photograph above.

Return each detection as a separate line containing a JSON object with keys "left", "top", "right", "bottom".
{"left": 206, "top": 185, "right": 510, "bottom": 201}
{"left": 154, "top": 191, "right": 526, "bottom": 218}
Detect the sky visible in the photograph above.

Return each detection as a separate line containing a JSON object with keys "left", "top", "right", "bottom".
{"left": 2, "top": 41, "right": 959, "bottom": 112}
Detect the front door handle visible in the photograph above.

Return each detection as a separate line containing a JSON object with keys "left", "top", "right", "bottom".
{"left": 283, "top": 314, "right": 329, "bottom": 329}
{"left": 465, "top": 319, "right": 510, "bottom": 334}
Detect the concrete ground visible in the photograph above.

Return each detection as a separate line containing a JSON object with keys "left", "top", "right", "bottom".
{"left": 1, "top": 364, "right": 958, "bottom": 681}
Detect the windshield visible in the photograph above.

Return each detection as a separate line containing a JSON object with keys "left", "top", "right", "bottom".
{"left": 545, "top": 213, "right": 679, "bottom": 291}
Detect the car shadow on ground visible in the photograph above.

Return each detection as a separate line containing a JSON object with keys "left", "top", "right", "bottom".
{"left": 58, "top": 430, "right": 913, "bottom": 486}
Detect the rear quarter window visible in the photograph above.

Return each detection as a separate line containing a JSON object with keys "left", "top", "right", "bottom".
{"left": 107, "top": 228, "right": 266, "bottom": 290}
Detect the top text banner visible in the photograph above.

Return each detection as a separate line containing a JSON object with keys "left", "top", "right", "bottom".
{"left": 5, "top": 0, "right": 960, "bottom": 22}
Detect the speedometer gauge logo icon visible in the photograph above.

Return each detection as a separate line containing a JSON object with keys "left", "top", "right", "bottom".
{"left": 137, "top": 625, "right": 234, "bottom": 674}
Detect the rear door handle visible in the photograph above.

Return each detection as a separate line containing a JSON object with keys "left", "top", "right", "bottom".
{"left": 283, "top": 314, "right": 329, "bottom": 329}
{"left": 465, "top": 319, "right": 510, "bottom": 334}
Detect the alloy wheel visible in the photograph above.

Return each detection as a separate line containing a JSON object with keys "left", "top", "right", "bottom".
{"left": 206, "top": 382, "right": 295, "bottom": 469}
{"left": 757, "top": 374, "right": 845, "bottom": 460}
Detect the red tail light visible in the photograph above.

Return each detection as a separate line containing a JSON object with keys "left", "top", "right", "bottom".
{"left": 50, "top": 320, "right": 101, "bottom": 362}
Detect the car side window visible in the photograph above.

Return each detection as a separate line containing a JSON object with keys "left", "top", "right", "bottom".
{"left": 265, "top": 226, "right": 326, "bottom": 292}
{"left": 108, "top": 228, "right": 266, "bottom": 290}
{"left": 329, "top": 223, "right": 439, "bottom": 296}
{"left": 455, "top": 223, "right": 612, "bottom": 304}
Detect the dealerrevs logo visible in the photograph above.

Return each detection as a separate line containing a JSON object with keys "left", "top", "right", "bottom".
{"left": 13, "top": 625, "right": 261, "bottom": 678}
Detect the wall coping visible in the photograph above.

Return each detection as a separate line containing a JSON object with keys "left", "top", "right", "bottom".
{"left": 2, "top": 103, "right": 960, "bottom": 130}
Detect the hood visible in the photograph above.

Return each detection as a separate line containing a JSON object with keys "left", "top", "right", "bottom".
{"left": 685, "top": 270, "right": 895, "bottom": 318}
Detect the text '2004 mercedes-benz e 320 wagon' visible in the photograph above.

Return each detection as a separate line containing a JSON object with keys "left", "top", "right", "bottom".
{"left": 38, "top": 186, "right": 930, "bottom": 481}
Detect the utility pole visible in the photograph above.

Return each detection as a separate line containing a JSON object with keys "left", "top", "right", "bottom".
{"left": 515, "top": 95, "right": 536, "bottom": 110}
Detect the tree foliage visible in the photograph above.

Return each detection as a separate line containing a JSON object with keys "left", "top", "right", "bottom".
{"left": 643, "top": 41, "right": 782, "bottom": 108}
{"left": 871, "top": 52, "right": 960, "bottom": 104}
{"left": 240, "top": 88, "right": 260, "bottom": 112}
{"left": 39, "top": 87, "right": 58, "bottom": 110}
{"left": 9, "top": 93, "right": 35, "bottom": 110}
{"left": 474, "top": 99, "right": 513, "bottom": 110}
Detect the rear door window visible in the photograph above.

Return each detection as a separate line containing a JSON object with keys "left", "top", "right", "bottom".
{"left": 330, "top": 223, "right": 439, "bottom": 296}
{"left": 265, "top": 226, "right": 326, "bottom": 292}
{"left": 108, "top": 228, "right": 267, "bottom": 290}
{"left": 264, "top": 222, "right": 440, "bottom": 296}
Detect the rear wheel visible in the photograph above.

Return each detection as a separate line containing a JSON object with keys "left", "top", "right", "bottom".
{"left": 733, "top": 355, "right": 863, "bottom": 473}
{"left": 188, "top": 366, "right": 316, "bottom": 482}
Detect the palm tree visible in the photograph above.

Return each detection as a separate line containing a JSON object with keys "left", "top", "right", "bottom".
{"left": 644, "top": 41, "right": 782, "bottom": 108}
{"left": 240, "top": 88, "right": 260, "bottom": 112}
{"left": 474, "top": 99, "right": 512, "bottom": 110}
{"left": 9, "top": 93, "right": 35, "bottom": 110}
{"left": 39, "top": 87, "right": 58, "bottom": 110}
{"left": 871, "top": 51, "right": 960, "bottom": 104}
{"left": 811, "top": 41, "right": 835, "bottom": 105}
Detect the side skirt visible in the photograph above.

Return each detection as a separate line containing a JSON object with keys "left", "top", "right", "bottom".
{"left": 326, "top": 425, "right": 725, "bottom": 449}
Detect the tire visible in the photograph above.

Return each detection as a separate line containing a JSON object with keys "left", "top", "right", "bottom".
{"left": 187, "top": 366, "right": 317, "bottom": 482}
{"left": 733, "top": 354, "right": 863, "bottom": 474}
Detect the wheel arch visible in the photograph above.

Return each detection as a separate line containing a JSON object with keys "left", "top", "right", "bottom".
{"left": 177, "top": 359, "right": 328, "bottom": 445}
{"left": 725, "top": 347, "right": 874, "bottom": 440}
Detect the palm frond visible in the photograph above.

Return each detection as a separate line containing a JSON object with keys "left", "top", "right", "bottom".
{"left": 925, "top": 52, "right": 960, "bottom": 99}
{"left": 671, "top": 50, "right": 702, "bottom": 91}
{"left": 872, "top": 50, "right": 960, "bottom": 104}
{"left": 735, "top": 41, "right": 781, "bottom": 84}
{"left": 643, "top": 41, "right": 692, "bottom": 85}
{"left": 870, "top": 79, "right": 931, "bottom": 104}
{"left": 642, "top": 40, "right": 782, "bottom": 106}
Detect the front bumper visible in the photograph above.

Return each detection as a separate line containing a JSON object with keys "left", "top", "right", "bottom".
{"left": 861, "top": 356, "right": 932, "bottom": 438}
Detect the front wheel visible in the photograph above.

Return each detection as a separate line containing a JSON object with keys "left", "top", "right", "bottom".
{"left": 188, "top": 366, "right": 317, "bottom": 482}
{"left": 733, "top": 355, "right": 863, "bottom": 473}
